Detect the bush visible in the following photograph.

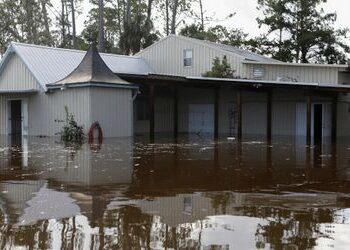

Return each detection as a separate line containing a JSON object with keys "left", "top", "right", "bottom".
{"left": 58, "top": 106, "right": 85, "bottom": 144}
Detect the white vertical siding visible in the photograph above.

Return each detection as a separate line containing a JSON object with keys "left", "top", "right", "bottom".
{"left": 28, "top": 88, "right": 91, "bottom": 136}
{"left": 90, "top": 88, "right": 133, "bottom": 138}
{"left": 245, "top": 63, "right": 340, "bottom": 85}
{"left": 0, "top": 53, "right": 40, "bottom": 90}
{"left": 138, "top": 36, "right": 248, "bottom": 78}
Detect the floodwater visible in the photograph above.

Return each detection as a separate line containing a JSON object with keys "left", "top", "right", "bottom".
{"left": 0, "top": 135, "right": 350, "bottom": 249}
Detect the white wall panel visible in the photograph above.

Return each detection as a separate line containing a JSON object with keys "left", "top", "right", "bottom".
{"left": 0, "top": 54, "right": 40, "bottom": 90}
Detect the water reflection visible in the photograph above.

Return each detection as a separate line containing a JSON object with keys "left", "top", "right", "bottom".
{"left": 0, "top": 135, "right": 349, "bottom": 249}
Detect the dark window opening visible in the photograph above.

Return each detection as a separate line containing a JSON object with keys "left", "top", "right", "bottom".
{"left": 136, "top": 98, "right": 150, "bottom": 121}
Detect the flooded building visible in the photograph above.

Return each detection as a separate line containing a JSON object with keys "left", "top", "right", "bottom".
{"left": 0, "top": 35, "right": 350, "bottom": 143}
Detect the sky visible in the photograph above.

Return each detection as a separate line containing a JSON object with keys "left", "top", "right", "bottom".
{"left": 58, "top": 0, "right": 350, "bottom": 38}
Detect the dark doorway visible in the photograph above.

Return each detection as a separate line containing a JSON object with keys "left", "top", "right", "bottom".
{"left": 314, "top": 104, "right": 323, "bottom": 145}
{"left": 10, "top": 100, "right": 22, "bottom": 136}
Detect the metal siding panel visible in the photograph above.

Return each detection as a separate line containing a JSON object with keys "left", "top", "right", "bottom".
{"left": 28, "top": 89, "right": 91, "bottom": 136}
{"left": 138, "top": 36, "right": 245, "bottom": 78}
{"left": 0, "top": 54, "right": 39, "bottom": 90}
{"left": 90, "top": 88, "right": 133, "bottom": 137}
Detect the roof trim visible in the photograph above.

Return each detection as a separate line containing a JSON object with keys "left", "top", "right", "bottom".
{"left": 185, "top": 75, "right": 350, "bottom": 90}
{"left": 0, "top": 89, "right": 39, "bottom": 94}
{"left": 243, "top": 60, "right": 349, "bottom": 68}
{"left": 47, "top": 82, "right": 139, "bottom": 91}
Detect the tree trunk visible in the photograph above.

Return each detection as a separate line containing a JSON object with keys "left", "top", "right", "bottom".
{"left": 70, "top": 0, "right": 77, "bottom": 49}
{"left": 165, "top": 0, "right": 170, "bottom": 35}
{"left": 41, "top": 0, "right": 51, "bottom": 45}
{"left": 170, "top": 0, "right": 179, "bottom": 34}
{"left": 199, "top": 0, "right": 204, "bottom": 30}
{"left": 98, "top": 0, "right": 105, "bottom": 52}
{"left": 61, "top": 0, "right": 66, "bottom": 47}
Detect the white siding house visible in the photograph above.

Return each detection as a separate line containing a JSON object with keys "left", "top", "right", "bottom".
{"left": 0, "top": 42, "right": 153, "bottom": 138}
{"left": 0, "top": 35, "right": 350, "bottom": 142}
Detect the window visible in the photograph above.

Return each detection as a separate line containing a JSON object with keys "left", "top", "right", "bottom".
{"left": 136, "top": 98, "right": 150, "bottom": 121}
{"left": 184, "top": 49, "right": 193, "bottom": 67}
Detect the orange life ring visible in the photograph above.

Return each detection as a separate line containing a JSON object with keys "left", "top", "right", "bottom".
{"left": 88, "top": 122, "right": 103, "bottom": 144}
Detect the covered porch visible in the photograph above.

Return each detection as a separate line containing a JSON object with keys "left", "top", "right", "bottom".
{"left": 121, "top": 74, "right": 350, "bottom": 145}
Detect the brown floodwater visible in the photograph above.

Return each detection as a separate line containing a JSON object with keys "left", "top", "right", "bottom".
{"left": 0, "top": 134, "right": 350, "bottom": 249}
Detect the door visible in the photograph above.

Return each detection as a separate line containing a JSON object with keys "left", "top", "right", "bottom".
{"left": 10, "top": 100, "right": 22, "bottom": 136}
{"left": 189, "top": 104, "right": 214, "bottom": 134}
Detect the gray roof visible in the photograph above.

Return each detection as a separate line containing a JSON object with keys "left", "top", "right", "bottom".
{"left": 175, "top": 35, "right": 279, "bottom": 63}
{"left": 4, "top": 42, "right": 154, "bottom": 90}
{"left": 50, "top": 44, "right": 132, "bottom": 87}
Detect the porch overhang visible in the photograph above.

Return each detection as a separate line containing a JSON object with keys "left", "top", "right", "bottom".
{"left": 0, "top": 89, "right": 38, "bottom": 94}
{"left": 118, "top": 73, "right": 350, "bottom": 93}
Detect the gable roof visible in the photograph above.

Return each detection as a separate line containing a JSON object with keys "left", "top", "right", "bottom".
{"left": 50, "top": 44, "right": 132, "bottom": 87}
{"left": 0, "top": 42, "right": 154, "bottom": 91}
{"left": 138, "top": 34, "right": 279, "bottom": 63}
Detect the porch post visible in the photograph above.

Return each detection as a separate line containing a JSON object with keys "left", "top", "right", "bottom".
{"left": 236, "top": 90, "right": 242, "bottom": 141}
{"left": 173, "top": 85, "right": 178, "bottom": 139}
{"left": 214, "top": 87, "right": 220, "bottom": 140}
{"left": 331, "top": 94, "right": 338, "bottom": 143}
{"left": 149, "top": 84, "right": 155, "bottom": 141}
{"left": 306, "top": 93, "right": 312, "bottom": 146}
{"left": 267, "top": 90, "right": 272, "bottom": 145}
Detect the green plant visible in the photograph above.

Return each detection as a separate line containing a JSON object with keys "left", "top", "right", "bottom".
{"left": 202, "top": 56, "right": 236, "bottom": 78}
{"left": 58, "top": 106, "right": 85, "bottom": 144}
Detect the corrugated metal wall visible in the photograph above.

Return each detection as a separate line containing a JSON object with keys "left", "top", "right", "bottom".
{"left": 28, "top": 88, "right": 91, "bottom": 136}
{"left": 0, "top": 53, "right": 40, "bottom": 90}
{"left": 90, "top": 88, "right": 133, "bottom": 137}
{"left": 138, "top": 36, "right": 248, "bottom": 78}
{"left": 243, "top": 63, "right": 339, "bottom": 85}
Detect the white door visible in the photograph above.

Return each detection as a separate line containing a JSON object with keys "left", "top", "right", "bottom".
{"left": 189, "top": 104, "right": 214, "bottom": 134}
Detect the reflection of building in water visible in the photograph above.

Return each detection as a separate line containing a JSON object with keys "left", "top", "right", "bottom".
{"left": 0, "top": 137, "right": 134, "bottom": 186}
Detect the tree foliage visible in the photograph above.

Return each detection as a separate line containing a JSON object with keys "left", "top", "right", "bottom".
{"left": 180, "top": 23, "right": 249, "bottom": 48}
{"left": 257, "top": 0, "right": 350, "bottom": 63}
{"left": 203, "top": 56, "right": 235, "bottom": 78}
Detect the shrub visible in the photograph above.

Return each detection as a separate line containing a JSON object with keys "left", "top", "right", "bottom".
{"left": 58, "top": 106, "right": 85, "bottom": 144}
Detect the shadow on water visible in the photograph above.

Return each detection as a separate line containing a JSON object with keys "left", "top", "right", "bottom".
{"left": 0, "top": 134, "right": 350, "bottom": 249}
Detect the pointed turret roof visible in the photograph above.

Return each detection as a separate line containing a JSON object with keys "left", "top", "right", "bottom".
{"left": 50, "top": 44, "right": 133, "bottom": 87}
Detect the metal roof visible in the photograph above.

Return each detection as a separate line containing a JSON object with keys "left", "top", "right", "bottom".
{"left": 49, "top": 44, "right": 133, "bottom": 87}
{"left": 4, "top": 42, "right": 154, "bottom": 90}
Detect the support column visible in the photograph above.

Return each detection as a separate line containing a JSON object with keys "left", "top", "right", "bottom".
{"left": 306, "top": 93, "right": 312, "bottom": 146}
{"left": 214, "top": 87, "right": 220, "bottom": 140}
{"left": 149, "top": 84, "right": 155, "bottom": 141}
{"left": 267, "top": 90, "right": 272, "bottom": 145}
{"left": 331, "top": 95, "right": 338, "bottom": 143}
{"left": 236, "top": 90, "right": 242, "bottom": 141}
{"left": 173, "top": 86, "right": 179, "bottom": 139}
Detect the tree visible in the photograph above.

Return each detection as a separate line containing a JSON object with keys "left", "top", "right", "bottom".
{"left": 203, "top": 56, "right": 235, "bottom": 78}
{"left": 158, "top": 0, "right": 192, "bottom": 35}
{"left": 98, "top": 0, "right": 105, "bottom": 52}
{"left": 0, "top": 0, "right": 55, "bottom": 54}
{"left": 257, "top": 0, "right": 350, "bottom": 63}
{"left": 180, "top": 24, "right": 248, "bottom": 48}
